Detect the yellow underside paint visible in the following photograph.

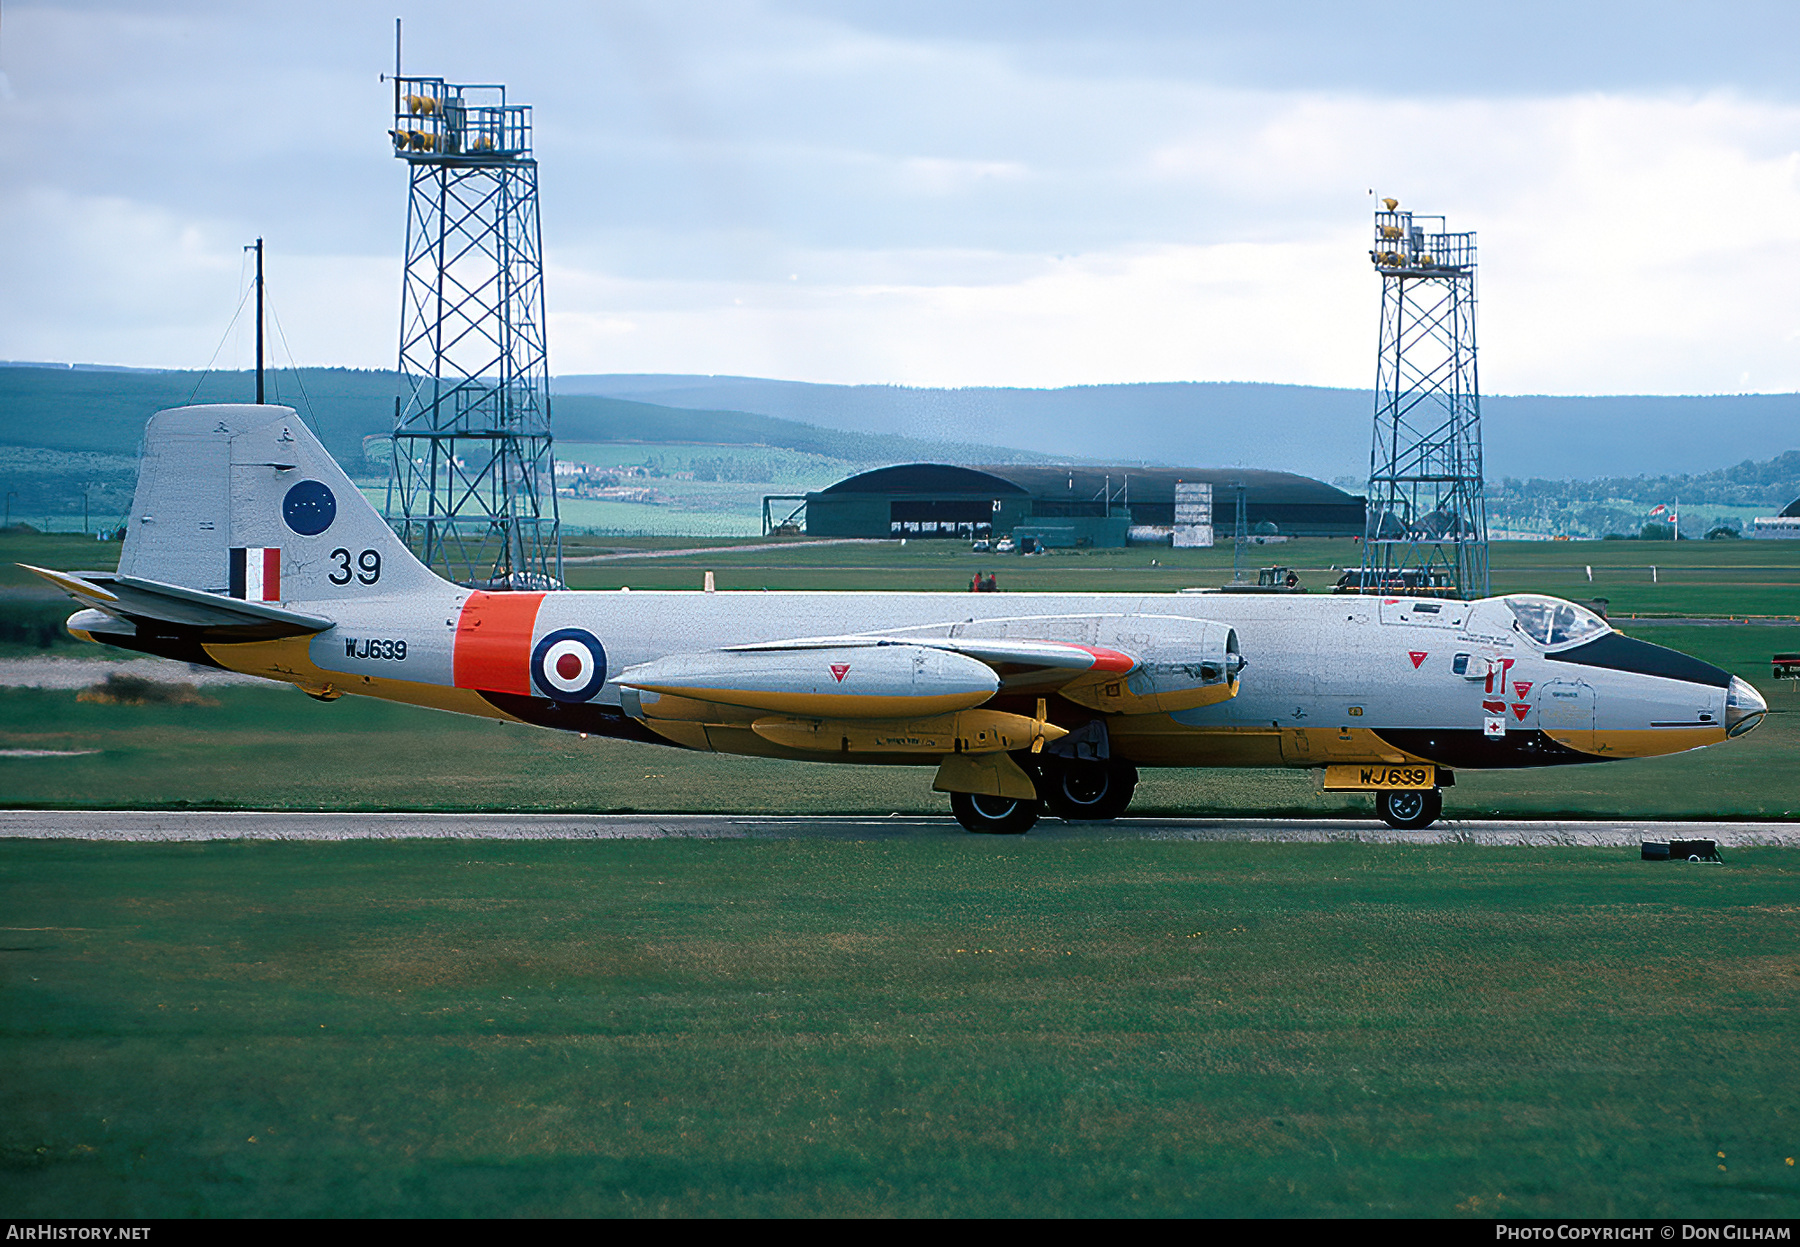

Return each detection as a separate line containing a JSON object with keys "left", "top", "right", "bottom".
{"left": 639, "top": 719, "right": 715, "bottom": 750}
{"left": 203, "top": 637, "right": 526, "bottom": 723}
{"left": 625, "top": 684, "right": 993, "bottom": 719}
{"left": 1546, "top": 726, "right": 1726, "bottom": 759}
{"left": 933, "top": 752, "right": 1038, "bottom": 799}
{"left": 630, "top": 691, "right": 759, "bottom": 724}
{"left": 1060, "top": 674, "right": 1238, "bottom": 716}
{"left": 748, "top": 708, "right": 1064, "bottom": 756}
{"left": 1278, "top": 726, "right": 1412, "bottom": 767}
{"left": 1108, "top": 719, "right": 1426, "bottom": 769}
{"left": 22, "top": 564, "right": 117, "bottom": 604}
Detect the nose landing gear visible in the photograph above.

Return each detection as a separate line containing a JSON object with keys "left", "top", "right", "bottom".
{"left": 1376, "top": 788, "right": 1443, "bottom": 830}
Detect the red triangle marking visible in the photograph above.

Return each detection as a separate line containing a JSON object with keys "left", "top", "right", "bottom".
{"left": 1511, "top": 703, "right": 1531, "bottom": 721}
{"left": 830, "top": 663, "right": 850, "bottom": 683}
{"left": 1409, "top": 651, "right": 1428, "bottom": 669}
{"left": 1513, "top": 680, "right": 1533, "bottom": 698}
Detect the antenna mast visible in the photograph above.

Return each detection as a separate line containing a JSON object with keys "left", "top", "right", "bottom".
{"left": 246, "top": 237, "right": 264, "bottom": 405}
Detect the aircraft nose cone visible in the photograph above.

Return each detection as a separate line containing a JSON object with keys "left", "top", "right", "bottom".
{"left": 1725, "top": 676, "right": 1767, "bottom": 738}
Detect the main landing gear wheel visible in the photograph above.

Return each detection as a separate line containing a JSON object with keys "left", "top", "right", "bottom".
{"left": 950, "top": 791, "right": 1043, "bottom": 835}
{"left": 1042, "top": 761, "right": 1139, "bottom": 822}
{"left": 1377, "top": 788, "right": 1443, "bottom": 830}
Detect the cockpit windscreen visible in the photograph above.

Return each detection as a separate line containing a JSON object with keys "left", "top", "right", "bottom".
{"left": 1504, "top": 595, "right": 1611, "bottom": 649}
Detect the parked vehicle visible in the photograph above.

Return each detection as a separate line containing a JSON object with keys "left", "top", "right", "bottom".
{"left": 1332, "top": 567, "right": 1457, "bottom": 596}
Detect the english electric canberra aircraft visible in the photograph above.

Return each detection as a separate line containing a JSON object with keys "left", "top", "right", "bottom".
{"left": 27, "top": 406, "right": 1769, "bottom": 833}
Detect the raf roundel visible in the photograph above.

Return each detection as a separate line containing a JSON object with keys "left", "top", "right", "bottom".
{"left": 282, "top": 480, "right": 337, "bottom": 536}
{"left": 531, "top": 628, "right": 608, "bottom": 703}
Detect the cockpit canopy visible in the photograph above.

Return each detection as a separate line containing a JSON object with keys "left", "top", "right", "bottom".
{"left": 1504, "top": 594, "right": 1611, "bottom": 649}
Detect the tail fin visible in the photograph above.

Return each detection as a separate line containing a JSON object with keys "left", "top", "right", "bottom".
{"left": 120, "top": 404, "right": 445, "bottom": 603}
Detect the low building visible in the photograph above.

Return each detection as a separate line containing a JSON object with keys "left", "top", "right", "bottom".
{"left": 1748, "top": 496, "right": 1800, "bottom": 539}
{"left": 789, "top": 463, "right": 1365, "bottom": 546}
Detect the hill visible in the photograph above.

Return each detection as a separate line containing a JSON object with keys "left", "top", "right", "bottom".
{"left": 557, "top": 374, "right": 1800, "bottom": 484}
{"left": 0, "top": 365, "right": 1049, "bottom": 528}
{"left": 0, "top": 365, "right": 1047, "bottom": 466}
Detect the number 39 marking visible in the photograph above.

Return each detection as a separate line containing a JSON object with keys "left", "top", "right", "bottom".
{"left": 328, "top": 548, "right": 382, "bottom": 586}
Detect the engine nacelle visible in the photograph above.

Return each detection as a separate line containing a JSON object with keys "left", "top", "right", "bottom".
{"left": 1054, "top": 617, "right": 1242, "bottom": 715}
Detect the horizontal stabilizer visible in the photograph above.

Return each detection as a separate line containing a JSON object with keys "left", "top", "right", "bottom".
{"left": 20, "top": 564, "right": 333, "bottom": 640}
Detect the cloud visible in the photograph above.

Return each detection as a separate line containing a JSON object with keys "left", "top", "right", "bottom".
{"left": 3, "top": 1, "right": 1800, "bottom": 399}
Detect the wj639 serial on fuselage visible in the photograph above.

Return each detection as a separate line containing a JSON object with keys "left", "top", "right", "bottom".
{"left": 27, "top": 406, "right": 1769, "bottom": 833}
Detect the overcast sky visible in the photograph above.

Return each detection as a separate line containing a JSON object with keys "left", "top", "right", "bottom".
{"left": 5, "top": 1, "right": 1800, "bottom": 394}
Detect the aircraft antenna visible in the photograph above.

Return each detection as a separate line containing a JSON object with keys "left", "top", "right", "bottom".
{"left": 381, "top": 39, "right": 561, "bottom": 589}
{"left": 1357, "top": 199, "right": 1489, "bottom": 600}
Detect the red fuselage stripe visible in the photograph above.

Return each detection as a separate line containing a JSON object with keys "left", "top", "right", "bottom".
{"left": 453, "top": 592, "right": 546, "bottom": 695}
{"left": 263, "top": 548, "right": 281, "bottom": 602}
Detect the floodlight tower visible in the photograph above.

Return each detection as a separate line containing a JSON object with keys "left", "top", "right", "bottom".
{"left": 1357, "top": 199, "right": 1489, "bottom": 599}
{"left": 383, "top": 39, "right": 560, "bottom": 588}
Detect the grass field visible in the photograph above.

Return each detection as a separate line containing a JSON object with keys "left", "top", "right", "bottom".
{"left": 2, "top": 838, "right": 1797, "bottom": 1218}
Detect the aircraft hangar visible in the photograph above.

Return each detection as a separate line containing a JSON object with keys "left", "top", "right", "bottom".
{"left": 784, "top": 463, "right": 1367, "bottom": 547}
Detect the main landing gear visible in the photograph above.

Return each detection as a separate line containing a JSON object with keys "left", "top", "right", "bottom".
{"left": 949, "top": 759, "right": 1140, "bottom": 834}
{"left": 1376, "top": 788, "right": 1443, "bottom": 830}
{"left": 1041, "top": 760, "right": 1138, "bottom": 823}
{"left": 950, "top": 791, "right": 1044, "bottom": 835}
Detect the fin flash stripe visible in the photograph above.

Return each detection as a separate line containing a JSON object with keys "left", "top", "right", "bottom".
{"left": 453, "top": 592, "right": 546, "bottom": 695}
{"left": 229, "top": 547, "right": 281, "bottom": 602}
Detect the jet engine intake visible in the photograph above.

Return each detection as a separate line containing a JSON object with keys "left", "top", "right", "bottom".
{"left": 1060, "top": 619, "right": 1243, "bottom": 715}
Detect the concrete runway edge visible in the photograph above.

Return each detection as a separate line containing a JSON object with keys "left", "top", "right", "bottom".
{"left": 2, "top": 810, "right": 1799, "bottom": 845}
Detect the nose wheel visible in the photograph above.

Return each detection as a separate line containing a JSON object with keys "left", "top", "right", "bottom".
{"left": 1377, "top": 788, "right": 1443, "bottom": 830}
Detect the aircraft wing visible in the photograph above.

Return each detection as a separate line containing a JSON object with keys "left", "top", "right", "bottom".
{"left": 20, "top": 564, "right": 334, "bottom": 641}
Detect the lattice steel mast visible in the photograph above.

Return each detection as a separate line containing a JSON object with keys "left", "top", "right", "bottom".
{"left": 383, "top": 34, "right": 560, "bottom": 589}
{"left": 1358, "top": 199, "right": 1488, "bottom": 599}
